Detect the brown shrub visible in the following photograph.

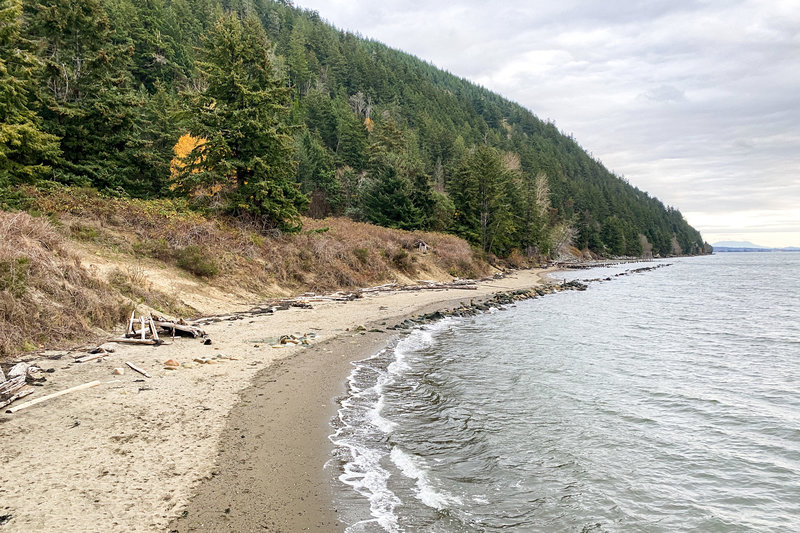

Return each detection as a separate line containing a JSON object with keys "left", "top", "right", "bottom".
{"left": 9, "top": 187, "right": 494, "bottom": 354}
{"left": 0, "top": 211, "right": 129, "bottom": 358}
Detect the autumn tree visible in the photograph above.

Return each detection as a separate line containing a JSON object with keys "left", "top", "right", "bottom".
{"left": 175, "top": 13, "right": 307, "bottom": 231}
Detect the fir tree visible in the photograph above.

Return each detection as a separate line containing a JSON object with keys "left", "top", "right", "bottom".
{"left": 0, "top": 0, "right": 59, "bottom": 187}
{"left": 25, "top": 0, "right": 140, "bottom": 190}
{"left": 450, "top": 146, "right": 515, "bottom": 254}
{"left": 175, "top": 12, "right": 307, "bottom": 231}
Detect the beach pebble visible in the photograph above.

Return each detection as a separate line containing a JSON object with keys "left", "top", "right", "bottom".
{"left": 112, "top": 368, "right": 125, "bottom": 375}
{"left": 164, "top": 359, "right": 179, "bottom": 368}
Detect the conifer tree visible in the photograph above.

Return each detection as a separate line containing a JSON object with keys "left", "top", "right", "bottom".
{"left": 0, "top": 0, "right": 59, "bottom": 187}
{"left": 175, "top": 12, "right": 307, "bottom": 231}
{"left": 25, "top": 0, "right": 140, "bottom": 190}
{"left": 450, "top": 146, "right": 516, "bottom": 254}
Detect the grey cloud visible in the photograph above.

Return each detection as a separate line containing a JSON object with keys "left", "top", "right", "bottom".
{"left": 297, "top": 0, "right": 800, "bottom": 245}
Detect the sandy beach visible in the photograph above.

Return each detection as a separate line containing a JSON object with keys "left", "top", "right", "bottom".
{"left": 0, "top": 268, "right": 550, "bottom": 533}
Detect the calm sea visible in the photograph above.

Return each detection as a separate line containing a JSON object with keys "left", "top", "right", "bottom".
{"left": 329, "top": 253, "right": 800, "bottom": 532}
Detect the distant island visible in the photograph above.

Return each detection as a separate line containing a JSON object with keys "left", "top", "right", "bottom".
{"left": 712, "top": 241, "right": 800, "bottom": 252}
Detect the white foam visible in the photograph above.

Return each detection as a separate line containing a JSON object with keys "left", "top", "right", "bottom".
{"left": 368, "top": 394, "right": 396, "bottom": 433}
{"left": 333, "top": 319, "right": 459, "bottom": 532}
{"left": 390, "top": 446, "right": 462, "bottom": 510}
{"left": 338, "top": 441, "right": 401, "bottom": 533}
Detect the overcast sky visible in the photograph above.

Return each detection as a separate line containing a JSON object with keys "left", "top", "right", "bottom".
{"left": 296, "top": 0, "right": 800, "bottom": 247}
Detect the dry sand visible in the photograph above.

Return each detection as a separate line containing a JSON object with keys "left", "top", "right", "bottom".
{"left": 0, "top": 268, "right": 550, "bottom": 533}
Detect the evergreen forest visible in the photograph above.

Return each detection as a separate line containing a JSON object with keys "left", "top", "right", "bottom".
{"left": 0, "top": 0, "right": 708, "bottom": 258}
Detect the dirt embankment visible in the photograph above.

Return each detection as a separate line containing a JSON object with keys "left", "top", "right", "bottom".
{"left": 1, "top": 187, "right": 504, "bottom": 359}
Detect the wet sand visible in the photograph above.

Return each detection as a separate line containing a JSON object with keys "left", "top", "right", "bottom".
{"left": 1, "top": 269, "right": 550, "bottom": 533}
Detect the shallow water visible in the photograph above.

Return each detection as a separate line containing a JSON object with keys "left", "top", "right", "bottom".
{"left": 330, "top": 253, "right": 800, "bottom": 532}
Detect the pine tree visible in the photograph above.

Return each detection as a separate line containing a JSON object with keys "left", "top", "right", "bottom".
{"left": 360, "top": 165, "right": 422, "bottom": 230}
{"left": 0, "top": 0, "right": 59, "bottom": 187}
{"left": 450, "top": 146, "right": 515, "bottom": 254}
{"left": 175, "top": 13, "right": 307, "bottom": 231}
{"left": 25, "top": 0, "right": 140, "bottom": 190}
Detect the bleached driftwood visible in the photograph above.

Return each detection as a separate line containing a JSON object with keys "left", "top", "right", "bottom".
{"left": 148, "top": 317, "right": 160, "bottom": 341}
{"left": 125, "top": 361, "right": 151, "bottom": 378}
{"left": 7, "top": 363, "right": 31, "bottom": 379}
{"left": 153, "top": 321, "right": 205, "bottom": 338}
{"left": 0, "top": 375, "right": 26, "bottom": 396}
{"left": 111, "top": 337, "right": 159, "bottom": 345}
{"left": 5, "top": 380, "right": 103, "bottom": 414}
{"left": 127, "top": 310, "right": 136, "bottom": 336}
{"left": 75, "top": 353, "right": 106, "bottom": 364}
{"left": 0, "top": 385, "right": 34, "bottom": 410}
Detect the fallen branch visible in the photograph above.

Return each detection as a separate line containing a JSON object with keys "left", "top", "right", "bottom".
{"left": 6, "top": 380, "right": 103, "bottom": 414}
{"left": 125, "top": 361, "right": 151, "bottom": 378}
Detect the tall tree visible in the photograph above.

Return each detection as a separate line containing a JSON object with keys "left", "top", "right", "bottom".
{"left": 175, "top": 12, "right": 307, "bottom": 231}
{"left": 25, "top": 0, "right": 141, "bottom": 190}
{"left": 0, "top": 0, "right": 60, "bottom": 187}
{"left": 450, "top": 146, "right": 515, "bottom": 254}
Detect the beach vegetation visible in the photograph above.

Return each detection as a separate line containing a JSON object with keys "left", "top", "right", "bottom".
{"left": 0, "top": 0, "right": 706, "bottom": 258}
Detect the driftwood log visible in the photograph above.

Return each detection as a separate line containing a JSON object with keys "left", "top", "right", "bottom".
{"left": 0, "top": 385, "right": 33, "bottom": 410}
{"left": 0, "top": 375, "right": 26, "bottom": 397}
{"left": 153, "top": 321, "right": 205, "bottom": 338}
{"left": 74, "top": 353, "right": 106, "bottom": 364}
{"left": 111, "top": 337, "right": 160, "bottom": 345}
{"left": 6, "top": 380, "right": 103, "bottom": 414}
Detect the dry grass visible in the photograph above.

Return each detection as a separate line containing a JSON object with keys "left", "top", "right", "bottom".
{"left": 1, "top": 186, "right": 493, "bottom": 357}
{"left": 0, "top": 211, "right": 130, "bottom": 358}
{"left": 24, "top": 186, "right": 492, "bottom": 292}
{"left": 106, "top": 266, "right": 195, "bottom": 318}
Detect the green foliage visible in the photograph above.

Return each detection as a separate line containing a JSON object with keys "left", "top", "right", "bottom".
{"left": 24, "top": 0, "right": 140, "bottom": 188}
{"left": 295, "top": 127, "right": 339, "bottom": 217}
{"left": 175, "top": 12, "right": 308, "bottom": 231}
{"left": 360, "top": 167, "right": 422, "bottom": 230}
{"left": 176, "top": 245, "right": 218, "bottom": 277}
{"left": 450, "top": 146, "right": 516, "bottom": 255}
{"left": 2, "top": 0, "right": 706, "bottom": 257}
{"left": 0, "top": 0, "right": 60, "bottom": 186}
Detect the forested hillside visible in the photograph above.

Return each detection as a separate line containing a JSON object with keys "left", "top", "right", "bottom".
{"left": 0, "top": 0, "right": 708, "bottom": 258}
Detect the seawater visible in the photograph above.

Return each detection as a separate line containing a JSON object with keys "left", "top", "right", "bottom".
{"left": 329, "top": 253, "right": 800, "bottom": 532}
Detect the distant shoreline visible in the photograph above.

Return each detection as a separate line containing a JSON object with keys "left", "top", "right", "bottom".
{"left": 713, "top": 248, "right": 800, "bottom": 253}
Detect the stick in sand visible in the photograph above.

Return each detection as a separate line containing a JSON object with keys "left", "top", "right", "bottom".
{"left": 6, "top": 380, "right": 103, "bottom": 414}
{"left": 125, "top": 361, "right": 151, "bottom": 378}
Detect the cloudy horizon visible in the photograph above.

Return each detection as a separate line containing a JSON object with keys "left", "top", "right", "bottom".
{"left": 295, "top": 0, "right": 800, "bottom": 247}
